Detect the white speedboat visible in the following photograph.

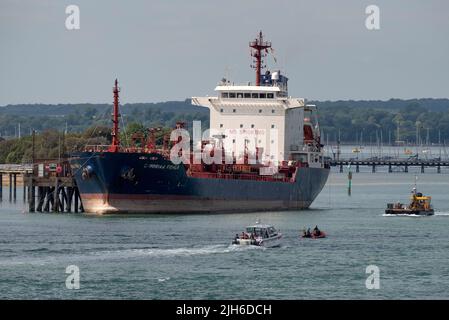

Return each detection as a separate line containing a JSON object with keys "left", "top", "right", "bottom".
{"left": 232, "top": 223, "right": 282, "bottom": 247}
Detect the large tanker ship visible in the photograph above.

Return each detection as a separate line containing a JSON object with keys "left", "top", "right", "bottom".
{"left": 69, "top": 32, "right": 330, "bottom": 214}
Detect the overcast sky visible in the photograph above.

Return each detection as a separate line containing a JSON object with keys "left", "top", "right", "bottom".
{"left": 1, "top": 0, "right": 448, "bottom": 105}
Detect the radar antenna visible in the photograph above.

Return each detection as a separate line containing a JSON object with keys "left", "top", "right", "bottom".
{"left": 249, "top": 31, "right": 272, "bottom": 86}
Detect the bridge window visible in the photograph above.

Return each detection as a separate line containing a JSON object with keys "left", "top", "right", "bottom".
{"left": 220, "top": 108, "right": 223, "bottom": 112}
{"left": 259, "top": 109, "right": 262, "bottom": 113}
{"left": 267, "top": 93, "right": 274, "bottom": 99}
{"left": 251, "top": 93, "right": 258, "bottom": 98}
{"left": 233, "top": 109, "right": 236, "bottom": 113}
{"left": 229, "top": 92, "right": 236, "bottom": 98}
{"left": 221, "top": 92, "right": 229, "bottom": 98}
{"left": 237, "top": 93, "right": 243, "bottom": 98}
{"left": 271, "top": 109, "right": 275, "bottom": 113}
{"left": 244, "top": 93, "right": 251, "bottom": 98}
{"left": 260, "top": 93, "right": 266, "bottom": 98}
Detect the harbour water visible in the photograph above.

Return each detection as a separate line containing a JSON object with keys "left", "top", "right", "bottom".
{"left": 0, "top": 171, "right": 448, "bottom": 299}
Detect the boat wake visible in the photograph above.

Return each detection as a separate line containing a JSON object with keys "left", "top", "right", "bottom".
{"left": 95, "top": 244, "right": 263, "bottom": 260}
{"left": 0, "top": 244, "right": 263, "bottom": 266}
{"left": 382, "top": 213, "right": 425, "bottom": 217}
{"left": 435, "top": 212, "right": 449, "bottom": 216}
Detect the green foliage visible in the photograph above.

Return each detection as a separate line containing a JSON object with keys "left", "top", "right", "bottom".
{"left": 120, "top": 122, "right": 146, "bottom": 147}
{"left": 0, "top": 101, "right": 209, "bottom": 137}
{"left": 0, "top": 129, "right": 109, "bottom": 164}
{"left": 319, "top": 102, "right": 449, "bottom": 143}
{"left": 1, "top": 99, "right": 449, "bottom": 164}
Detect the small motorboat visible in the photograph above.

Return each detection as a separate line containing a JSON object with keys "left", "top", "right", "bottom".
{"left": 232, "top": 222, "right": 282, "bottom": 247}
{"left": 312, "top": 231, "right": 326, "bottom": 239}
{"left": 385, "top": 183, "right": 434, "bottom": 216}
{"left": 301, "top": 230, "right": 326, "bottom": 239}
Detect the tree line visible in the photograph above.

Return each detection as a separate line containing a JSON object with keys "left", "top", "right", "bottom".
{"left": 318, "top": 102, "right": 449, "bottom": 145}
{"left": 1, "top": 99, "right": 449, "bottom": 163}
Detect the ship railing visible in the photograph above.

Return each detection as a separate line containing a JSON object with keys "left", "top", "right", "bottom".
{"left": 83, "top": 145, "right": 171, "bottom": 156}
{"left": 84, "top": 145, "right": 111, "bottom": 152}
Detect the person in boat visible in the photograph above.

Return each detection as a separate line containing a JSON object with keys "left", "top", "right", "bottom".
{"left": 313, "top": 225, "right": 321, "bottom": 236}
{"left": 306, "top": 228, "right": 311, "bottom": 237}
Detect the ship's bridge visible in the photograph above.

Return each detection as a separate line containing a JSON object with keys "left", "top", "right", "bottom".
{"left": 215, "top": 85, "right": 279, "bottom": 100}
{"left": 216, "top": 70, "right": 288, "bottom": 98}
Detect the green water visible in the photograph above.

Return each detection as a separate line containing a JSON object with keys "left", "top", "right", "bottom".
{"left": 0, "top": 172, "right": 448, "bottom": 299}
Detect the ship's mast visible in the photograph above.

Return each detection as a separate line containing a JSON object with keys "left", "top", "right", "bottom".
{"left": 250, "top": 31, "right": 272, "bottom": 86}
{"left": 109, "top": 79, "right": 121, "bottom": 152}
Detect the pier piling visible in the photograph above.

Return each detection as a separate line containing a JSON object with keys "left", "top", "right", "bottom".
{"left": 53, "top": 181, "right": 59, "bottom": 213}
{"left": 23, "top": 181, "right": 26, "bottom": 202}
{"left": 0, "top": 164, "right": 84, "bottom": 213}
{"left": 66, "top": 187, "right": 73, "bottom": 213}
{"left": 9, "top": 174, "right": 12, "bottom": 201}
{"left": 28, "top": 178, "right": 35, "bottom": 212}
{"left": 61, "top": 188, "right": 68, "bottom": 212}
{"left": 22, "top": 176, "right": 84, "bottom": 213}
{"left": 36, "top": 187, "right": 44, "bottom": 212}
{"left": 74, "top": 189, "right": 79, "bottom": 213}
{"left": 13, "top": 174, "right": 17, "bottom": 201}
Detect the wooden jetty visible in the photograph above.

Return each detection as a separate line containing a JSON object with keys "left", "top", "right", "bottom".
{"left": 0, "top": 161, "right": 84, "bottom": 213}
{"left": 0, "top": 164, "right": 32, "bottom": 202}
{"left": 330, "top": 159, "right": 449, "bottom": 173}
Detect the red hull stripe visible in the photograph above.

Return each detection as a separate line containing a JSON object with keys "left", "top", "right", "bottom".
{"left": 81, "top": 193, "right": 205, "bottom": 200}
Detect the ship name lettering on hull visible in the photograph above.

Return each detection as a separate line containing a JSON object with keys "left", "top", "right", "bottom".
{"left": 143, "top": 163, "right": 180, "bottom": 170}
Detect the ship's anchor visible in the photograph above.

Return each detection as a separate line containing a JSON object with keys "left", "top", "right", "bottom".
{"left": 121, "top": 166, "right": 136, "bottom": 182}
{"left": 81, "top": 165, "right": 94, "bottom": 180}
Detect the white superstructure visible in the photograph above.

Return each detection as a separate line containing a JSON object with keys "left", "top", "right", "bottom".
{"left": 192, "top": 77, "right": 306, "bottom": 162}
{"left": 191, "top": 31, "right": 324, "bottom": 168}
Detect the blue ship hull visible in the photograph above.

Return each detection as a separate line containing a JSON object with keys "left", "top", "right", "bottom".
{"left": 69, "top": 152, "right": 329, "bottom": 214}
